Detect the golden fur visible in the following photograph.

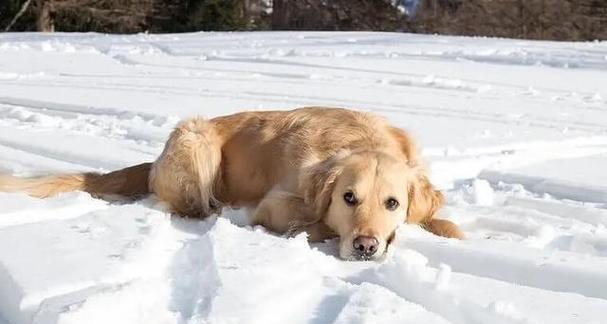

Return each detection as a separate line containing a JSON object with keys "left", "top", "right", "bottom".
{"left": 0, "top": 107, "right": 463, "bottom": 260}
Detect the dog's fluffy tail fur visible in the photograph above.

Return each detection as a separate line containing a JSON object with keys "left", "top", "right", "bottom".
{"left": 0, "top": 163, "right": 152, "bottom": 199}
{"left": 0, "top": 118, "right": 222, "bottom": 218}
{"left": 149, "top": 117, "right": 222, "bottom": 217}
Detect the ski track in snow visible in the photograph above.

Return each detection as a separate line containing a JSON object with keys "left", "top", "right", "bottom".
{"left": 0, "top": 32, "right": 606, "bottom": 324}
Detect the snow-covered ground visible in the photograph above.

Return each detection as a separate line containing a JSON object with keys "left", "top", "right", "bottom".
{"left": 0, "top": 31, "right": 606, "bottom": 324}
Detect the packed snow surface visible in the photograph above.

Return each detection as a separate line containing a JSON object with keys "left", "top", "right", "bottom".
{"left": 0, "top": 31, "right": 606, "bottom": 324}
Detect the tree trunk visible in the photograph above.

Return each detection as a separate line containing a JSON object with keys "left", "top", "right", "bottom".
{"left": 4, "top": 0, "right": 34, "bottom": 32}
{"left": 271, "top": 0, "right": 290, "bottom": 29}
{"left": 243, "top": 0, "right": 250, "bottom": 23}
{"left": 37, "top": 0, "right": 54, "bottom": 32}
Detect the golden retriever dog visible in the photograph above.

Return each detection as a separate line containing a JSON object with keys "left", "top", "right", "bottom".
{"left": 0, "top": 107, "right": 463, "bottom": 260}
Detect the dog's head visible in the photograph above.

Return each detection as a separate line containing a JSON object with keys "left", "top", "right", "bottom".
{"left": 302, "top": 150, "right": 442, "bottom": 261}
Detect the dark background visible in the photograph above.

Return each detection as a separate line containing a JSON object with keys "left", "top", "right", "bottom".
{"left": 1, "top": 0, "right": 606, "bottom": 41}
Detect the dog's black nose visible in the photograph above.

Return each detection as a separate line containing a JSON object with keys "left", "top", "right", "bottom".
{"left": 353, "top": 235, "right": 379, "bottom": 258}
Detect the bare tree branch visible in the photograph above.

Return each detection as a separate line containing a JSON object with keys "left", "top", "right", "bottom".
{"left": 4, "top": 0, "right": 34, "bottom": 32}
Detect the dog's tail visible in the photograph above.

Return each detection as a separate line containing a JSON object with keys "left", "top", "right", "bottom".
{"left": 0, "top": 163, "right": 152, "bottom": 199}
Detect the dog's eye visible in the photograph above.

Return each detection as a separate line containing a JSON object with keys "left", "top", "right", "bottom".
{"left": 343, "top": 191, "right": 357, "bottom": 206}
{"left": 385, "top": 198, "right": 399, "bottom": 211}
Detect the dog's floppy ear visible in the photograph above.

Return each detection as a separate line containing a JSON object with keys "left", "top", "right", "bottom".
{"left": 389, "top": 127, "right": 418, "bottom": 162}
{"left": 408, "top": 171, "right": 464, "bottom": 239}
{"left": 406, "top": 164, "right": 444, "bottom": 224}
{"left": 391, "top": 127, "right": 462, "bottom": 238}
{"left": 300, "top": 156, "right": 344, "bottom": 219}
{"left": 389, "top": 127, "right": 442, "bottom": 223}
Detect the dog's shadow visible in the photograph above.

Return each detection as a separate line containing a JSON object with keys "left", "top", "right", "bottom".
{"left": 110, "top": 196, "right": 350, "bottom": 322}
{"left": 131, "top": 199, "right": 343, "bottom": 321}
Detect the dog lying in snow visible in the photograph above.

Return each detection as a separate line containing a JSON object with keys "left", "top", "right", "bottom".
{"left": 0, "top": 107, "right": 463, "bottom": 260}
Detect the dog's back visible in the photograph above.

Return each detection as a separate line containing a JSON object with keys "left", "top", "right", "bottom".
{"left": 0, "top": 108, "right": 408, "bottom": 217}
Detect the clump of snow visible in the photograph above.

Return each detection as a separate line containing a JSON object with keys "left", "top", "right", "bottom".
{"left": 470, "top": 179, "right": 495, "bottom": 206}
{"left": 434, "top": 263, "right": 452, "bottom": 290}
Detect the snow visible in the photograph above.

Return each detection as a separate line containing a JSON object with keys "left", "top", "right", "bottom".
{"left": 480, "top": 154, "right": 607, "bottom": 204}
{"left": 0, "top": 31, "right": 606, "bottom": 324}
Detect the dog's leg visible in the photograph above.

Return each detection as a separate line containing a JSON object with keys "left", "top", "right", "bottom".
{"left": 251, "top": 189, "right": 311, "bottom": 234}
{"left": 251, "top": 188, "right": 335, "bottom": 241}
{"left": 150, "top": 118, "right": 222, "bottom": 218}
{"left": 422, "top": 218, "right": 465, "bottom": 239}
{"left": 297, "top": 221, "right": 337, "bottom": 242}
